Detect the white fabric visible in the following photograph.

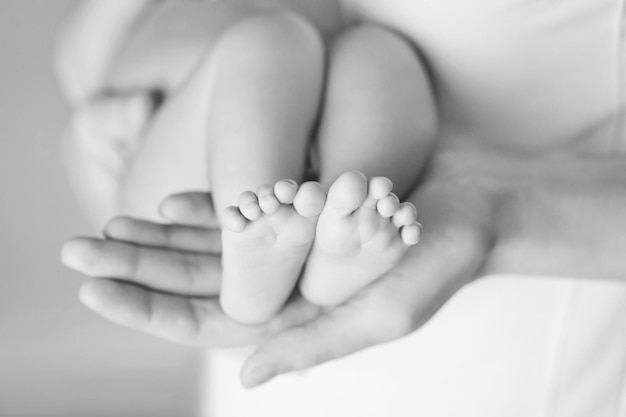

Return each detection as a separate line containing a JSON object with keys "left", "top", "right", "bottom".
{"left": 205, "top": 1, "right": 626, "bottom": 415}
{"left": 205, "top": 278, "right": 626, "bottom": 417}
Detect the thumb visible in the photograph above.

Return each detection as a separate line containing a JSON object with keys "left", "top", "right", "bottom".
{"left": 159, "top": 191, "right": 220, "bottom": 227}
{"left": 240, "top": 299, "right": 396, "bottom": 388}
{"left": 241, "top": 179, "right": 498, "bottom": 388}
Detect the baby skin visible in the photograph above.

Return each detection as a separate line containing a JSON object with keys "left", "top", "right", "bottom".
{"left": 222, "top": 171, "right": 422, "bottom": 324}
{"left": 66, "top": 5, "right": 436, "bottom": 325}
{"left": 215, "top": 27, "right": 435, "bottom": 323}
{"left": 211, "top": 18, "right": 436, "bottom": 324}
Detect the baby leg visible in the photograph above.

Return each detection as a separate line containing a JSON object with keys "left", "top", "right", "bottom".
{"left": 300, "top": 25, "right": 437, "bottom": 305}
{"left": 111, "top": 4, "right": 333, "bottom": 220}
{"left": 205, "top": 11, "right": 324, "bottom": 213}
{"left": 316, "top": 25, "right": 437, "bottom": 195}
{"left": 204, "top": 12, "right": 325, "bottom": 323}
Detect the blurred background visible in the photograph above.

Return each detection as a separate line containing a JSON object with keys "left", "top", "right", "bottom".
{"left": 0, "top": 1, "right": 200, "bottom": 415}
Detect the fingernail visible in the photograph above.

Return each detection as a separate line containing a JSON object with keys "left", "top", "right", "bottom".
{"left": 60, "top": 240, "right": 85, "bottom": 270}
{"left": 158, "top": 196, "right": 184, "bottom": 221}
{"left": 242, "top": 365, "right": 278, "bottom": 389}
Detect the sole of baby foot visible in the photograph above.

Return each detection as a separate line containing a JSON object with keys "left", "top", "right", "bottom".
{"left": 220, "top": 179, "right": 326, "bottom": 324}
{"left": 299, "top": 171, "right": 421, "bottom": 306}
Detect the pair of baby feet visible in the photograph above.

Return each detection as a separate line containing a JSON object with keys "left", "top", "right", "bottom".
{"left": 72, "top": 93, "right": 422, "bottom": 326}
{"left": 220, "top": 170, "right": 422, "bottom": 324}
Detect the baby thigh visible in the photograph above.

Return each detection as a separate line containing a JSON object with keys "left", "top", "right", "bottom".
{"left": 204, "top": 10, "right": 325, "bottom": 213}
{"left": 317, "top": 25, "right": 438, "bottom": 197}
{"left": 119, "top": 10, "right": 325, "bottom": 220}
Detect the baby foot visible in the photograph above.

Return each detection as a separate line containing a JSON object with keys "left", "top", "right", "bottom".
{"left": 220, "top": 179, "right": 326, "bottom": 324}
{"left": 300, "top": 171, "right": 422, "bottom": 306}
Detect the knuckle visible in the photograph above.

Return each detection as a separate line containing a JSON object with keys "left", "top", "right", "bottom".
{"left": 181, "top": 253, "right": 209, "bottom": 293}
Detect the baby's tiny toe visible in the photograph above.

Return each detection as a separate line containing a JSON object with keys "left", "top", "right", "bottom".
{"left": 392, "top": 202, "right": 418, "bottom": 227}
{"left": 377, "top": 193, "right": 400, "bottom": 218}
{"left": 238, "top": 191, "right": 262, "bottom": 221}
{"left": 293, "top": 181, "right": 326, "bottom": 217}
{"left": 363, "top": 176, "right": 393, "bottom": 209}
{"left": 257, "top": 184, "right": 280, "bottom": 214}
{"left": 223, "top": 206, "right": 248, "bottom": 232}
{"left": 368, "top": 177, "right": 393, "bottom": 200}
{"left": 274, "top": 179, "right": 298, "bottom": 204}
{"left": 401, "top": 223, "right": 422, "bottom": 245}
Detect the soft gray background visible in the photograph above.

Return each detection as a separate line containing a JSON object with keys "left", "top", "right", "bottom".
{"left": 0, "top": 2, "right": 200, "bottom": 415}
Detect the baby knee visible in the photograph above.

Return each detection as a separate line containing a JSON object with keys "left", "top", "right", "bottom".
{"left": 215, "top": 11, "right": 324, "bottom": 65}
{"left": 331, "top": 25, "right": 420, "bottom": 69}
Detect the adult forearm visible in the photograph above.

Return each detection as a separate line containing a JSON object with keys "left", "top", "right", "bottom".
{"left": 485, "top": 157, "right": 626, "bottom": 280}
{"left": 486, "top": 183, "right": 626, "bottom": 280}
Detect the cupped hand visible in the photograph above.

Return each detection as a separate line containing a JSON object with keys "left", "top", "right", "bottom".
{"left": 63, "top": 140, "right": 626, "bottom": 387}
{"left": 61, "top": 192, "right": 321, "bottom": 348}
{"left": 62, "top": 146, "right": 502, "bottom": 387}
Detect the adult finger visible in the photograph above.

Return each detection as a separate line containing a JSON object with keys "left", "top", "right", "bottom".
{"left": 61, "top": 237, "right": 221, "bottom": 296}
{"left": 159, "top": 191, "right": 220, "bottom": 227}
{"left": 103, "top": 216, "right": 222, "bottom": 253}
{"left": 78, "top": 278, "right": 253, "bottom": 346}
{"left": 241, "top": 180, "right": 497, "bottom": 387}
{"left": 78, "top": 278, "right": 321, "bottom": 347}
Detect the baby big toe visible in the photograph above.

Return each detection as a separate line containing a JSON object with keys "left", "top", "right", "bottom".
{"left": 293, "top": 181, "right": 326, "bottom": 217}
{"left": 326, "top": 171, "right": 368, "bottom": 215}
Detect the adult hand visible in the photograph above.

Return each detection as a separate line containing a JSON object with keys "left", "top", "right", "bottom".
{"left": 62, "top": 191, "right": 322, "bottom": 348}
{"left": 60, "top": 143, "right": 498, "bottom": 387}
{"left": 62, "top": 144, "right": 626, "bottom": 387}
{"left": 59, "top": 0, "right": 626, "bottom": 389}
